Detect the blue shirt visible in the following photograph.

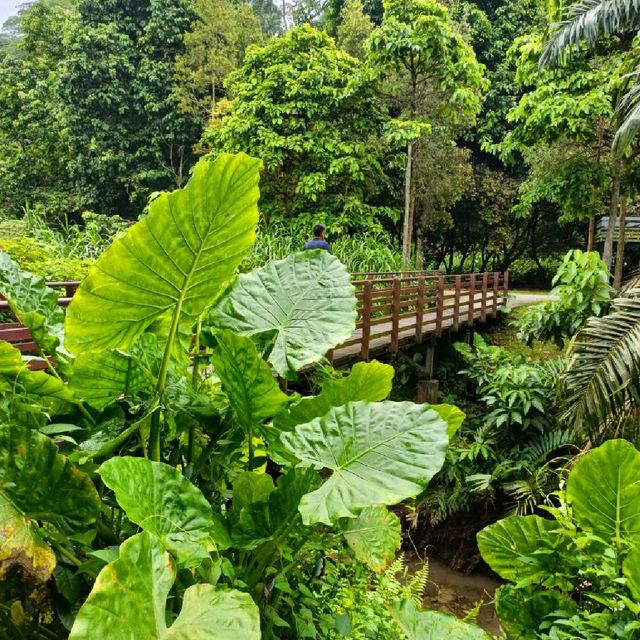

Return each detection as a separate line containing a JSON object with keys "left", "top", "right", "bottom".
{"left": 303, "top": 238, "right": 331, "bottom": 253}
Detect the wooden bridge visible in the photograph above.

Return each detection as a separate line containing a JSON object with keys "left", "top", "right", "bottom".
{"left": 330, "top": 271, "right": 508, "bottom": 364}
{"left": 1, "top": 271, "right": 509, "bottom": 364}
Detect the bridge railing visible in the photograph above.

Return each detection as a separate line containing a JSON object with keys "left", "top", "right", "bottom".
{"left": 1, "top": 272, "right": 509, "bottom": 365}
{"left": 332, "top": 271, "right": 509, "bottom": 361}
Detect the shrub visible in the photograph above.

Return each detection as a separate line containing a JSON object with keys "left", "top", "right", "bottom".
{"left": 479, "top": 440, "right": 640, "bottom": 639}
{"left": 514, "top": 249, "right": 613, "bottom": 345}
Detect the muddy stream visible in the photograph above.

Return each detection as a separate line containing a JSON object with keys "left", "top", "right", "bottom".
{"left": 418, "top": 558, "right": 503, "bottom": 634}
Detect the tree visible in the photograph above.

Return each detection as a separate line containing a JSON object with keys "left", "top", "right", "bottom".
{"left": 540, "top": 0, "right": 640, "bottom": 154}
{"left": 0, "top": 0, "right": 76, "bottom": 217}
{"left": 173, "top": 0, "right": 262, "bottom": 125}
{"left": 61, "top": 0, "right": 199, "bottom": 216}
{"left": 248, "top": 0, "right": 282, "bottom": 35}
{"left": 204, "top": 25, "right": 391, "bottom": 231}
{"left": 368, "top": 0, "right": 486, "bottom": 265}
{"left": 326, "top": 0, "right": 383, "bottom": 32}
{"left": 336, "top": 0, "right": 374, "bottom": 59}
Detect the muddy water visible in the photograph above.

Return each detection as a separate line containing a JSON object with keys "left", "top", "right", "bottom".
{"left": 420, "top": 558, "right": 503, "bottom": 634}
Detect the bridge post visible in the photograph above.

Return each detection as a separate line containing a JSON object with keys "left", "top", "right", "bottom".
{"left": 360, "top": 279, "right": 372, "bottom": 361}
{"left": 492, "top": 272, "right": 499, "bottom": 318}
{"left": 415, "top": 275, "right": 425, "bottom": 343}
{"left": 453, "top": 275, "right": 461, "bottom": 331}
{"left": 390, "top": 277, "right": 401, "bottom": 352}
{"left": 480, "top": 272, "right": 488, "bottom": 322}
{"left": 435, "top": 275, "right": 444, "bottom": 337}
{"left": 416, "top": 339, "right": 438, "bottom": 404}
{"left": 468, "top": 273, "right": 476, "bottom": 327}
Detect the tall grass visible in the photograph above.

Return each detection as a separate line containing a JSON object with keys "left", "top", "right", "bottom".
{"left": 242, "top": 222, "right": 412, "bottom": 273}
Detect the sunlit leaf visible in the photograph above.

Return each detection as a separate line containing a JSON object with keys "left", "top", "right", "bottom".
{"left": 207, "top": 250, "right": 356, "bottom": 379}
{"left": 281, "top": 401, "right": 449, "bottom": 525}
{"left": 65, "top": 153, "right": 262, "bottom": 359}
{"left": 99, "top": 457, "right": 231, "bottom": 566}
{"left": 340, "top": 505, "right": 401, "bottom": 572}
{"left": 567, "top": 439, "right": 640, "bottom": 544}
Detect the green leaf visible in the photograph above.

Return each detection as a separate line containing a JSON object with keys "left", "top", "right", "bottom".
{"left": 69, "top": 348, "right": 150, "bottom": 410}
{"left": 430, "top": 404, "right": 466, "bottom": 439}
{"left": 210, "top": 330, "right": 289, "bottom": 436}
{"left": 340, "top": 505, "right": 401, "bottom": 572}
{"left": 232, "top": 468, "right": 321, "bottom": 549}
{"left": 494, "top": 584, "right": 576, "bottom": 639}
{"left": 281, "top": 401, "right": 450, "bottom": 525}
{"left": 99, "top": 457, "right": 230, "bottom": 567}
{"left": 65, "top": 153, "right": 262, "bottom": 359}
{"left": 477, "top": 515, "right": 570, "bottom": 583}
{"left": 273, "top": 360, "right": 394, "bottom": 432}
{"left": 232, "top": 472, "right": 275, "bottom": 512}
{"left": 391, "top": 599, "right": 491, "bottom": 640}
{"left": 623, "top": 547, "right": 640, "bottom": 600}
{"left": 0, "top": 424, "right": 100, "bottom": 582}
{"left": 207, "top": 250, "right": 356, "bottom": 378}
{"left": 0, "top": 341, "right": 74, "bottom": 413}
{"left": 566, "top": 439, "right": 640, "bottom": 544}
{"left": 0, "top": 251, "right": 64, "bottom": 353}
{"left": 69, "top": 532, "right": 260, "bottom": 640}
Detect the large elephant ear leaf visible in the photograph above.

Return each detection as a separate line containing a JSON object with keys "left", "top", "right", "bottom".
{"left": 281, "top": 401, "right": 450, "bottom": 525}
{"left": 0, "top": 425, "right": 100, "bottom": 583}
{"left": 340, "top": 505, "right": 401, "bottom": 572}
{"left": 69, "top": 532, "right": 260, "bottom": 640}
{"left": 207, "top": 250, "right": 356, "bottom": 379}
{"left": 273, "top": 360, "right": 394, "bottom": 432}
{"left": 210, "top": 330, "right": 289, "bottom": 436}
{"left": 566, "top": 439, "right": 640, "bottom": 544}
{"left": 477, "top": 515, "right": 573, "bottom": 588}
{"left": 0, "top": 251, "right": 65, "bottom": 354}
{"left": 391, "top": 599, "right": 491, "bottom": 640}
{"left": 99, "top": 457, "right": 231, "bottom": 567}
{"left": 65, "top": 153, "right": 262, "bottom": 359}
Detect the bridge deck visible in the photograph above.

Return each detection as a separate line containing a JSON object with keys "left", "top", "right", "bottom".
{"left": 329, "top": 271, "right": 509, "bottom": 365}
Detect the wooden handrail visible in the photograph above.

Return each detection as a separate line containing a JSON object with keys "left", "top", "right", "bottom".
{"left": 2, "top": 271, "right": 510, "bottom": 368}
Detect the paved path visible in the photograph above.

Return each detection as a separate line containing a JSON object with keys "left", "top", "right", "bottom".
{"left": 331, "top": 292, "right": 552, "bottom": 364}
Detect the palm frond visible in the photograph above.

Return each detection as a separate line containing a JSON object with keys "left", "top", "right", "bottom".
{"left": 562, "top": 293, "right": 640, "bottom": 433}
{"left": 540, "top": 0, "right": 640, "bottom": 67}
{"left": 614, "top": 71, "right": 640, "bottom": 153}
{"left": 617, "top": 268, "right": 640, "bottom": 296}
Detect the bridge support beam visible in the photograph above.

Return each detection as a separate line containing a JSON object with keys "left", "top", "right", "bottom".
{"left": 416, "top": 341, "right": 438, "bottom": 404}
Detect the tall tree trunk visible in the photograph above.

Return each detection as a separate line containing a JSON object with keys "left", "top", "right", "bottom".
{"left": 587, "top": 215, "right": 595, "bottom": 252}
{"left": 614, "top": 197, "right": 627, "bottom": 289}
{"left": 416, "top": 227, "right": 424, "bottom": 270}
{"left": 402, "top": 140, "right": 415, "bottom": 266}
{"left": 602, "top": 158, "right": 622, "bottom": 273}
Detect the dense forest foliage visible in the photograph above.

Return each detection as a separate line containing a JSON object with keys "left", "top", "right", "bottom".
{"left": 3, "top": 0, "right": 638, "bottom": 284}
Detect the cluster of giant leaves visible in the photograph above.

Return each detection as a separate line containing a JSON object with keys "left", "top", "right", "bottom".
{"left": 478, "top": 440, "right": 640, "bottom": 638}
{"left": 69, "top": 457, "right": 259, "bottom": 638}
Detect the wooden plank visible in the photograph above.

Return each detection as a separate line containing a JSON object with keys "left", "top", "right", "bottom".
{"left": 468, "top": 274, "right": 476, "bottom": 327}
{"left": 435, "top": 275, "right": 445, "bottom": 337}
{"left": 480, "top": 272, "right": 488, "bottom": 322}
{"left": 503, "top": 271, "right": 509, "bottom": 306}
{"left": 0, "top": 327, "right": 32, "bottom": 341}
{"left": 415, "top": 275, "right": 425, "bottom": 343}
{"left": 360, "top": 280, "right": 372, "bottom": 360}
{"left": 492, "top": 272, "right": 500, "bottom": 318}
{"left": 390, "top": 278, "right": 401, "bottom": 352}
{"left": 453, "top": 275, "right": 462, "bottom": 330}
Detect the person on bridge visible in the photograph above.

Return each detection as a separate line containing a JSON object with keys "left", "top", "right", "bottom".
{"left": 303, "top": 224, "right": 332, "bottom": 253}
